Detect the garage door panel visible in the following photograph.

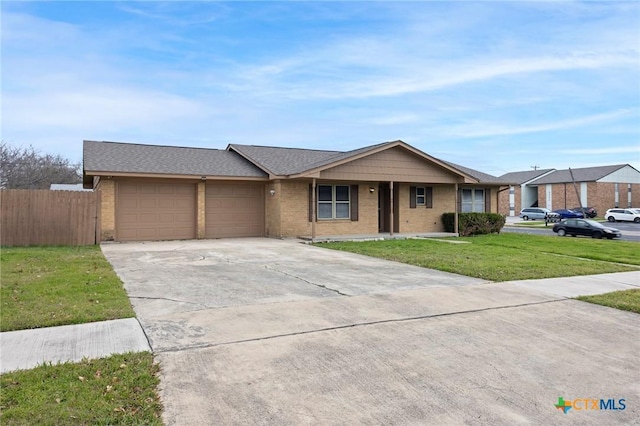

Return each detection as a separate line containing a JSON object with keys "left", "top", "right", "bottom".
{"left": 117, "top": 181, "right": 196, "bottom": 241}
{"left": 157, "top": 198, "right": 178, "bottom": 209}
{"left": 206, "top": 183, "right": 264, "bottom": 238}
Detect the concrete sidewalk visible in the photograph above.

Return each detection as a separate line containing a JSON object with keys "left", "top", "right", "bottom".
{"left": 0, "top": 271, "right": 637, "bottom": 375}
{"left": 0, "top": 318, "right": 150, "bottom": 374}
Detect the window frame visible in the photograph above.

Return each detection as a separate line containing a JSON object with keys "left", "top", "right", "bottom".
{"left": 317, "top": 184, "right": 351, "bottom": 220}
{"left": 461, "top": 188, "right": 485, "bottom": 213}
{"left": 415, "top": 186, "right": 426, "bottom": 206}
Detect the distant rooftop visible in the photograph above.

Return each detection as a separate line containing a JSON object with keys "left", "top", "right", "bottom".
{"left": 530, "top": 164, "right": 630, "bottom": 184}
{"left": 499, "top": 169, "right": 555, "bottom": 185}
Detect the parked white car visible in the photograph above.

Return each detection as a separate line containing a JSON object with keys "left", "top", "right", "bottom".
{"left": 519, "top": 207, "right": 551, "bottom": 220}
{"left": 605, "top": 208, "right": 640, "bottom": 223}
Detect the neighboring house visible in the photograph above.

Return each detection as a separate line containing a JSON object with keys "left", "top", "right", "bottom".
{"left": 499, "top": 165, "right": 640, "bottom": 216}
{"left": 82, "top": 140, "right": 510, "bottom": 242}
{"left": 50, "top": 183, "right": 93, "bottom": 192}
{"left": 497, "top": 169, "right": 555, "bottom": 216}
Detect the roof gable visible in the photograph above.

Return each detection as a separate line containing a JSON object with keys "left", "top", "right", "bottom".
{"left": 253, "top": 140, "right": 479, "bottom": 182}
{"left": 319, "top": 146, "right": 466, "bottom": 183}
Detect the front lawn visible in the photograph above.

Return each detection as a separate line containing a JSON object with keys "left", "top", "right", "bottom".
{"left": 0, "top": 352, "right": 162, "bottom": 425}
{"left": 0, "top": 246, "right": 135, "bottom": 332}
{"left": 318, "top": 233, "right": 639, "bottom": 282}
{"left": 577, "top": 289, "right": 640, "bottom": 314}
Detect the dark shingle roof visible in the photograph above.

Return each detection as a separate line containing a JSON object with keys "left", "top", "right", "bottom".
{"left": 228, "top": 141, "right": 395, "bottom": 175}
{"left": 83, "top": 141, "right": 267, "bottom": 177}
{"left": 530, "top": 164, "right": 628, "bottom": 185}
{"left": 442, "top": 161, "right": 508, "bottom": 184}
{"left": 499, "top": 169, "right": 555, "bottom": 185}
{"left": 227, "top": 144, "right": 340, "bottom": 175}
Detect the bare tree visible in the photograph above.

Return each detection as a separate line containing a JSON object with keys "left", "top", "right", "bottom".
{"left": 0, "top": 142, "right": 81, "bottom": 189}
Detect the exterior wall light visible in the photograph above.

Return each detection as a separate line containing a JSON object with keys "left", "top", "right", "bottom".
{"left": 369, "top": 187, "right": 375, "bottom": 193}
{"left": 270, "top": 189, "right": 276, "bottom": 196}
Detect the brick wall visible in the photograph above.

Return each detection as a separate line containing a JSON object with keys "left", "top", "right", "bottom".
{"left": 498, "top": 187, "right": 510, "bottom": 216}
{"left": 273, "top": 181, "right": 379, "bottom": 237}
{"left": 97, "top": 178, "right": 115, "bottom": 241}
{"left": 632, "top": 184, "right": 640, "bottom": 208}
{"left": 397, "top": 184, "right": 455, "bottom": 232}
{"left": 197, "top": 182, "right": 205, "bottom": 238}
{"left": 265, "top": 180, "right": 282, "bottom": 237}
{"left": 533, "top": 181, "right": 637, "bottom": 216}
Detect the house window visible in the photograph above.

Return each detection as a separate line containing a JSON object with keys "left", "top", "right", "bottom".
{"left": 461, "top": 188, "right": 485, "bottom": 212}
{"left": 410, "top": 186, "right": 433, "bottom": 208}
{"left": 318, "top": 185, "right": 350, "bottom": 219}
{"left": 416, "top": 187, "right": 426, "bottom": 206}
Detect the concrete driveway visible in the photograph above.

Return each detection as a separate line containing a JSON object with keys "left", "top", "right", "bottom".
{"left": 102, "top": 238, "right": 640, "bottom": 425}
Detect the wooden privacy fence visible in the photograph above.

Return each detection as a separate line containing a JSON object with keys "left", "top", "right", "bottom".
{"left": 0, "top": 189, "right": 101, "bottom": 246}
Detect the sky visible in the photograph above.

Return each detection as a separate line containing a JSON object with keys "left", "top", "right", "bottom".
{"left": 1, "top": 1, "right": 639, "bottom": 176}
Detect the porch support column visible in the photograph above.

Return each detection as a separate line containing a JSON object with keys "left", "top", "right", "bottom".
{"left": 389, "top": 181, "right": 394, "bottom": 236}
{"left": 197, "top": 181, "right": 206, "bottom": 239}
{"left": 311, "top": 178, "right": 317, "bottom": 240}
{"left": 454, "top": 182, "right": 459, "bottom": 236}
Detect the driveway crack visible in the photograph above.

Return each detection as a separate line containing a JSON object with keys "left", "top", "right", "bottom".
{"left": 264, "top": 265, "right": 350, "bottom": 296}
{"left": 129, "top": 295, "right": 207, "bottom": 308}
{"left": 155, "top": 298, "right": 567, "bottom": 354}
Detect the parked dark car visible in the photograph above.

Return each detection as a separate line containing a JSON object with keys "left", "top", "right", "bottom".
{"left": 552, "top": 219, "right": 621, "bottom": 239}
{"left": 570, "top": 207, "right": 597, "bottom": 218}
{"left": 552, "top": 209, "right": 584, "bottom": 219}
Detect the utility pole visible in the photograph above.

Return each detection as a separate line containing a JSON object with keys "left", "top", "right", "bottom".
{"left": 568, "top": 168, "right": 585, "bottom": 217}
{"left": 531, "top": 165, "right": 539, "bottom": 171}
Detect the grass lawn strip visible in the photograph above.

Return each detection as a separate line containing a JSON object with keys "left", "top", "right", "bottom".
{"left": 467, "top": 233, "right": 640, "bottom": 266}
{"left": 1, "top": 246, "right": 135, "bottom": 332}
{"left": 318, "top": 234, "right": 638, "bottom": 282}
{"left": 0, "top": 352, "right": 162, "bottom": 425}
{"left": 577, "top": 289, "right": 640, "bottom": 314}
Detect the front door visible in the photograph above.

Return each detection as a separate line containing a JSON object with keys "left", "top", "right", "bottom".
{"left": 378, "top": 183, "right": 399, "bottom": 233}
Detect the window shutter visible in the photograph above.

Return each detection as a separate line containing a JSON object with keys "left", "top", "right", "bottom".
{"left": 410, "top": 186, "right": 416, "bottom": 209}
{"left": 484, "top": 188, "right": 491, "bottom": 213}
{"left": 350, "top": 185, "right": 359, "bottom": 221}
{"left": 308, "top": 184, "right": 314, "bottom": 222}
{"left": 426, "top": 187, "right": 433, "bottom": 208}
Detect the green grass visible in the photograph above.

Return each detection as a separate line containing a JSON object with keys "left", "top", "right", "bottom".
{"left": 1, "top": 246, "right": 135, "bottom": 332}
{"left": 577, "top": 289, "right": 640, "bottom": 314}
{"left": 317, "top": 233, "right": 639, "bottom": 282}
{"left": 0, "top": 352, "right": 162, "bottom": 425}
{"left": 509, "top": 221, "right": 554, "bottom": 227}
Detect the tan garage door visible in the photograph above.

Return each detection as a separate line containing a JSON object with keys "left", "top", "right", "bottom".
{"left": 117, "top": 181, "right": 196, "bottom": 241}
{"left": 206, "top": 183, "right": 264, "bottom": 238}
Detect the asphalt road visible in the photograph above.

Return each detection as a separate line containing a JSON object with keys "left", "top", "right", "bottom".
{"left": 503, "top": 221, "right": 640, "bottom": 242}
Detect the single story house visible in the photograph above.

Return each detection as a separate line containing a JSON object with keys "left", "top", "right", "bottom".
{"left": 83, "top": 140, "right": 510, "bottom": 242}
{"left": 499, "top": 164, "right": 640, "bottom": 216}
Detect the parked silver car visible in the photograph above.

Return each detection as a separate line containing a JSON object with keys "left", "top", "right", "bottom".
{"left": 519, "top": 207, "right": 551, "bottom": 220}
{"left": 605, "top": 208, "right": 640, "bottom": 223}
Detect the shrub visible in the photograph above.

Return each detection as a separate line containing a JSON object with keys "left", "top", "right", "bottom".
{"left": 442, "top": 213, "right": 506, "bottom": 236}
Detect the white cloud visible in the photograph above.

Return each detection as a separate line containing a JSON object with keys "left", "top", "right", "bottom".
{"left": 432, "top": 109, "right": 639, "bottom": 139}
{"left": 557, "top": 146, "right": 640, "bottom": 156}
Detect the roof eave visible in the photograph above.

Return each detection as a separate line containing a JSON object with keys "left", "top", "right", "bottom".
{"left": 83, "top": 170, "right": 269, "bottom": 181}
